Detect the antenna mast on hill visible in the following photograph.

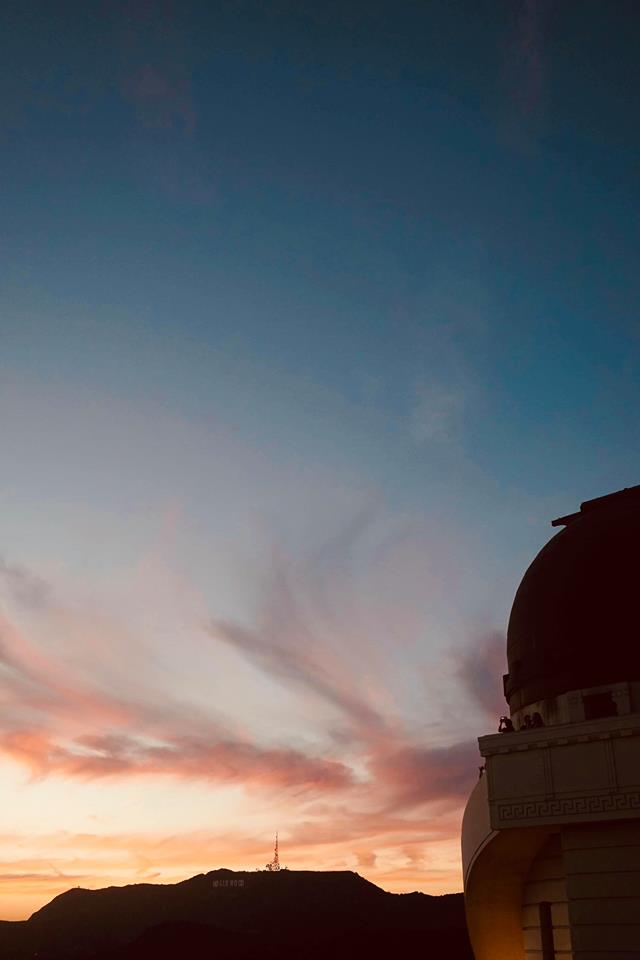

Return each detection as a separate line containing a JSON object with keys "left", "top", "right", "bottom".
{"left": 265, "top": 832, "right": 281, "bottom": 871}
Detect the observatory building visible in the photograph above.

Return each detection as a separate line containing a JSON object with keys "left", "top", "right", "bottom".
{"left": 462, "top": 485, "right": 640, "bottom": 960}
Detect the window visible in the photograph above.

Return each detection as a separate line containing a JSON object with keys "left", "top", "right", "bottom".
{"left": 583, "top": 690, "right": 617, "bottom": 720}
{"left": 538, "top": 901, "right": 555, "bottom": 960}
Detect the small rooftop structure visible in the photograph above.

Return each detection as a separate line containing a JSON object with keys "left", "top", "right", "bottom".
{"left": 551, "top": 483, "right": 640, "bottom": 526}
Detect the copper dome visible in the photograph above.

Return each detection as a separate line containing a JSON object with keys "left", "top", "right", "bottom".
{"left": 504, "top": 485, "right": 640, "bottom": 713}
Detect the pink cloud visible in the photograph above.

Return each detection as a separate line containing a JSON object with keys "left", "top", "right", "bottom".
{"left": 0, "top": 527, "right": 487, "bottom": 919}
{"left": 0, "top": 709, "right": 353, "bottom": 795}
{"left": 367, "top": 740, "right": 479, "bottom": 811}
{"left": 0, "top": 595, "right": 353, "bottom": 792}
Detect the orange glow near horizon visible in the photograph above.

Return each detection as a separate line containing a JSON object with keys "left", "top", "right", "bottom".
{"left": 0, "top": 821, "right": 466, "bottom": 920}
{"left": 0, "top": 407, "right": 499, "bottom": 924}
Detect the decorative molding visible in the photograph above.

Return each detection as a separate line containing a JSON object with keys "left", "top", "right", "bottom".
{"left": 496, "top": 791, "right": 640, "bottom": 822}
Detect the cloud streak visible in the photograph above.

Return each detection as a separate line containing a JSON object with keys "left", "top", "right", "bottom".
{"left": 211, "top": 616, "right": 386, "bottom": 735}
{"left": 409, "top": 382, "right": 465, "bottom": 445}
{"left": 0, "top": 728, "right": 352, "bottom": 791}
{"left": 0, "top": 523, "right": 489, "bottom": 920}
{"left": 0, "top": 599, "right": 352, "bottom": 793}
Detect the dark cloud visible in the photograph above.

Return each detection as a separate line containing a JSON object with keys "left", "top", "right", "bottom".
{"left": 456, "top": 630, "right": 507, "bottom": 722}
{"left": 356, "top": 850, "right": 377, "bottom": 868}
{"left": 116, "top": 0, "right": 215, "bottom": 203}
{"left": 368, "top": 740, "right": 479, "bottom": 811}
{"left": 0, "top": 559, "right": 50, "bottom": 609}
{"left": 502, "top": 0, "right": 552, "bottom": 151}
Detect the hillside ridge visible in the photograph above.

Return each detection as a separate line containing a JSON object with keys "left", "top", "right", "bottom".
{"left": 1, "top": 868, "right": 473, "bottom": 959}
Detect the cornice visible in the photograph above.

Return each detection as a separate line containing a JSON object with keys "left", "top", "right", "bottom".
{"left": 479, "top": 712, "right": 640, "bottom": 758}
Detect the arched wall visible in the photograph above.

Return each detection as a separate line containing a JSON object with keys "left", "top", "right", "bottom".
{"left": 462, "top": 776, "right": 552, "bottom": 960}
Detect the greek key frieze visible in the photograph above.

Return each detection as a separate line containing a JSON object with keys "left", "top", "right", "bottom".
{"left": 497, "top": 792, "right": 640, "bottom": 822}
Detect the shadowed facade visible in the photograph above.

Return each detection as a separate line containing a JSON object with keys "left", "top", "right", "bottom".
{"left": 462, "top": 486, "right": 640, "bottom": 960}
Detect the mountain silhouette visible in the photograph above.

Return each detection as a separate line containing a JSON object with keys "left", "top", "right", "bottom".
{"left": 0, "top": 869, "right": 473, "bottom": 959}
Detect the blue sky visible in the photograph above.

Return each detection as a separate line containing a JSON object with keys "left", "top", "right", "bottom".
{"left": 1, "top": 0, "right": 640, "bottom": 916}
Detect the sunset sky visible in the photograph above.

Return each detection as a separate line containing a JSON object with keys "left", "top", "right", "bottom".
{"left": 2, "top": 0, "right": 640, "bottom": 920}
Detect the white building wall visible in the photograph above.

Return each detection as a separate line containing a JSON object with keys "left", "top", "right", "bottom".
{"left": 522, "top": 834, "right": 573, "bottom": 959}
{"left": 562, "top": 821, "right": 640, "bottom": 959}
{"left": 463, "top": 707, "right": 640, "bottom": 960}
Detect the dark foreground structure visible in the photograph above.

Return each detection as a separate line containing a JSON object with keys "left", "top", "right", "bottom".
{"left": 0, "top": 869, "right": 472, "bottom": 959}
{"left": 463, "top": 485, "right": 640, "bottom": 960}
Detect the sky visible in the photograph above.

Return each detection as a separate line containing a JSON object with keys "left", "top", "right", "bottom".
{"left": 1, "top": 0, "right": 640, "bottom": 920}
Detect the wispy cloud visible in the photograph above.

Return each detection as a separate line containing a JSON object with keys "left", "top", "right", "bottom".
{"left": 0, "top": 517, "right": 487, "bottom": 917}
{"left": 0, "top": 597, "right": 352, "bottom": 793}
{"left": 211, "top": 614, "right": 387, "bottom": 735}
{"left": 1, "top": 728, "right": 352, "bottom": 791}
{"left": 501, "top": 0, "right": 552, "bottom": 151}
{"left": 117, "top": 1, "right": 214, "bottom": 203}
{"left": 119, "top": 1, "right": 196, "bottom": 135}
{"left": 0, "top": 542, "right": 480, "bottom": 806}
{"left": 409, "top": 382, "right": 465, "bottom": 445}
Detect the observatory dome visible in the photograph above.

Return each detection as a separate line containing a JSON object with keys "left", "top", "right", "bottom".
{"left": 504, "top": 485, "right": 640, "bottom": 713}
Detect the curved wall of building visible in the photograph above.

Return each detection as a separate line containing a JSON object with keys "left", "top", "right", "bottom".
{"left": 462, "top": 775, "right": 552, "bottom": 960}
{"left": 462, "top": 487, "right": 640, "bottom": 960}
{"left": 522, "top": 834, "right": 572, "bottom": 959}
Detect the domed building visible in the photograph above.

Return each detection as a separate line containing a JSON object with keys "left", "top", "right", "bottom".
{"left": 462, "top": 485, "right": 640, "bottom": 960}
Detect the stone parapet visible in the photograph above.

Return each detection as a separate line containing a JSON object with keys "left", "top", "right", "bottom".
{"left": 479, "top": 713, "right": 640, "bottom": 830}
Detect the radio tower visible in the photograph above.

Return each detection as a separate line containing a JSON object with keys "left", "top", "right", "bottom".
{"left": 265, "top": 832, "right": 281, "bottom": 871}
